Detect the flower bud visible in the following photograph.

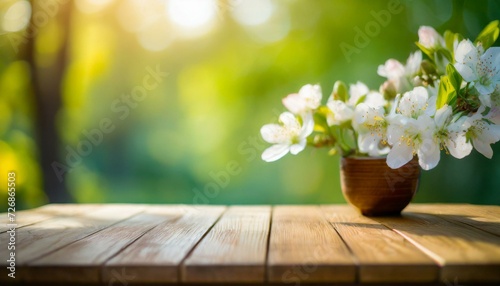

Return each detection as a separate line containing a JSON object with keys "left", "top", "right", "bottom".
{"left": 418, "top": 26, "right": 444, "bottom": 49}
{"left": 380, "top": 80, "right": 397, "bottom": 99}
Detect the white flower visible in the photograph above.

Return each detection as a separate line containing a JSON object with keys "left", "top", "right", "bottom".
{"left": 347, "top": 81, "right": 369, "bottom": 106}
{"left": 386, "top": 114, "right": 439, "bottom": 170}
{"left": 327, "top": 82, "right": 386, "bottom": 126}
{"left": 433, "top": 105, "right": 472, "bottom": 159}
{"left": 348, "top": 82, "right": 387, "bottom": 108}
{"left": 282, "top": 84, "right": 322, "bottom": 115}
{"left": 386, "top": 87, "right": 441, "bottom": 170}
{"left": 397, "top": 86, "right": 432, "bottom": 118}
{"left": 487, "top": 104, "right": 500, "bottom": 125}
{"left": 260, "top": 112, "right": 314, "bottom": 162}
{"left": 405, "top": 51, "right": 423, "bottom": 76}
{"left": 418, "top": 26, "right": 445, "bottom": 49}
{"left": 364, "top": 91, "right": 387, "bottom": 108}
{"left": 464, "top": 107, "right": 500, "bottom": 159}
{"left": 326, "top": 100, "right": 354, "bottom": 125}
{"left": 353, "top": 103, "right": 389, "bottom": 156}
{"left": 377, "top": 51, "right": 422, "bottom": 93}
{"left": 487, "top": 86, "right": 500, "bottom": 124}
{"left": 454, "top": 39, "right": 500, "bottom": 96}
{"left": 377, "top": 59, "right": 405, "bottom": 80}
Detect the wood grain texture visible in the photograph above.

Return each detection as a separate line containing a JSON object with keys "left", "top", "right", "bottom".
{"left": 2, "top": 204, "right": 500, "bottom": 285}
{"left": 0, "top": 204, "right": 144, "bottom": 283}
{"left": 268, "top": 206, "right": 356, "bottom": 283}
{"left": 0, "top": 204, "right": 100, "bottom": 233}
{"left": 322, "top": 205, "right": 439, "bottom": 283}
{"left": 407, "top": 204, "right": 500, "bottom": 237}
{"left": 372, "top": 210, "right": 500, "bottom": 283}
{"left": 25, "top": 209, "right": 174, "bottom": 283}
{"left": 104, "top": 205, "right": 225, "bottom": 284}
{"left": 182, "top": 206, "right": 271, "bottom": 283}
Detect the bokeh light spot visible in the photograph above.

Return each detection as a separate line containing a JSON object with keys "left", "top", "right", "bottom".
{"left": 2, "top": 0, "right": 31, "bottom": 32}
{"left": 167, "top": 0, "right": 217, "bottom": 29}
{"left": 231, "top": 0, "right": 274, "bottom": 26}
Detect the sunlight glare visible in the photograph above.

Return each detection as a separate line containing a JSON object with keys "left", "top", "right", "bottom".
{"left": 75, "top": 0, "right": 114, "bottom": 14}
{"left": 166, "top": 0, "right": 217, "bottom": 29}
{"left": 231, "top": 0, "right": 274, "bottom": 26}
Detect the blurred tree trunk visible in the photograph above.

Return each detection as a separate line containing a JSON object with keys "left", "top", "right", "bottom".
{"left": 26, "top": 0, "right": 73, "bottom": 203}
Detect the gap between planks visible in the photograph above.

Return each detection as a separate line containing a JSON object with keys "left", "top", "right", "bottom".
{"left": 103, "top": 205, "right": 226, "bottom": 284}
{"left": 321, "top": 205, "right": 439, "bottom": 284}
{"left": 0, "top": 204, "right": 147, "bottom": 283}
{"left": 182, "top": 206, "right": 271, "bottom": 284}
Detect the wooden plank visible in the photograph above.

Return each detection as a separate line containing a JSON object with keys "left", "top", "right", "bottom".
{"left": 0, "top": 204, "right": 100, "bottom": 233}
{"left": 25, "top": 206, "right": 181, "bottom": 283}
{"left": 267, "top": 206, "right": 356, "bottom": 284}
{"left": 103, "top": 205, "right": 225, "bottom": 284}
{"left": 372, "top": 211, "right": 500, "bottom": 283}
{"left": 407, "top": 204, "right": 500, "bottom": 237}
{"left": 182, "top": 206, "right": 270, "bottom": 283}
{"left": 0, "top": 204, "right": 144, "bottom": 283}
{"left": 321, "top": 205, "right": 439, "bottom": 283}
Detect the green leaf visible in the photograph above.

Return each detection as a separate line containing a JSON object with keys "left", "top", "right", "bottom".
{"left": 436, "top": 47, "right": 453, "bottom": 62}
{"left": 415, "top": 42, "right": 434, "bottom": 60}
{"left": 446, "top": 63, "right": 462, "bottom": 91}
{"left": 443, "top": 31, "right": 464, "bottom": 59}
{"left": 329, "top": 125, "right": 350, "bottom": 153}
{"left": 436, "top": 75, "right": 457, "bottom": 109}
{"left": 332, "top": 81, "right": 348, "bottom": 102}
{"left": 444, "top": 30, "right": 455, "bottom": 52}
{"left": 355, "top": 94, "right": 367, "bottom": 106}
{"left": 455, "top": 33, "right": 464, "bottom": 45}
{"left": 475, "top": 20, "right": 500, "bottom": 50}
{"left": 342, "top": 128, "right": 357, "bottom": 151}
{"left": 313, "top": 110, "right": 328, "bottom": 133}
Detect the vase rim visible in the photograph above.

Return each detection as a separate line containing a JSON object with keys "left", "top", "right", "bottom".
{"left": 342, "top": 155, "right": 387, "bottom": 160}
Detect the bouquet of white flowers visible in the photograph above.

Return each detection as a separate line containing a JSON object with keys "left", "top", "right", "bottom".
{"left": 261, "top": 21, "right": 500, "bottom": 171}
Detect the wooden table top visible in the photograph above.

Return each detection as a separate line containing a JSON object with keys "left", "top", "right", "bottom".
{"left": 1, "top": 204, "right": 499, "bottom": 286}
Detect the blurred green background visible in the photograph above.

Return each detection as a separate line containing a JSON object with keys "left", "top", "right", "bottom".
{"left": 1, "top": 0, "right": 499, "bottom": 211}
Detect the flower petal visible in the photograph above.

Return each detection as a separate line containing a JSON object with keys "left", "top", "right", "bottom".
{"left": 406, "top": 50, "right": 422, "bottom": 75}
{"left": 261, "top": 124, "right": 285, "bottom": 144}
{"left": 386, "top": 142, "right": 414, "bottom": 169}
{"left": 290, "top": 140, "right": 306, "bottom": 155}
{"left": 446, "top": 132, "right": 472, "bottom": 159}
{"left": 479, "top": 124, "right": 500, "bottom": 144}
{"left": 434, "top": 105, "right": 452, "bottom": 129}
{"left": 299, "top": 84, "right": 322, "bottom": 109}
{"left": 417, "top": 139, "right": 440, "bottom": 170}
{"left": 348, "top": 81, "right": 369, "bottom": 106}
{"left": 481, "top": 47, "right": 500, "bottom": 72}
{"left": 378, "top": 59, "right": 405, "bottom": 80}
{"left": 261, "top": 144, "right": 290, "bottom": 162}
{"left": 472, "top": 137, "right": 493, "bottom": 159}
{"left": 300, "top": 112, "right": 314, "bottom": 137}
{"left": 454, "top": 39, "right": 478, "bottom": 64}
{"left": 398, "top": 87, "right": 428, "bottom": 117}
{"left": 327, "top": 100, "right": 354, "bottom": 125}
{"left": 478, "top": 93, "right": 492, "bottom": 107}
{"left": 418, "top": 26, "right": 444, "bottom": 48}
{"left": 454, "top": 62, "right": 477, "bottom": 82}
{"left": 282, "top": 93, "right": 305, "bottom": 114}
{"left": 365, "top": 92, "right": 387, "bottom": 108}
{"left": 475, "top": 83, "right": 495, "bottom": 96}
{"left": 279, "top": 112, "right": 300, "bottom": 129}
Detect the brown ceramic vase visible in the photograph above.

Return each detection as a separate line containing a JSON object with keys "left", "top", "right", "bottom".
{"left": 340, "top": 156, "right": 421, "bottom": 216}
